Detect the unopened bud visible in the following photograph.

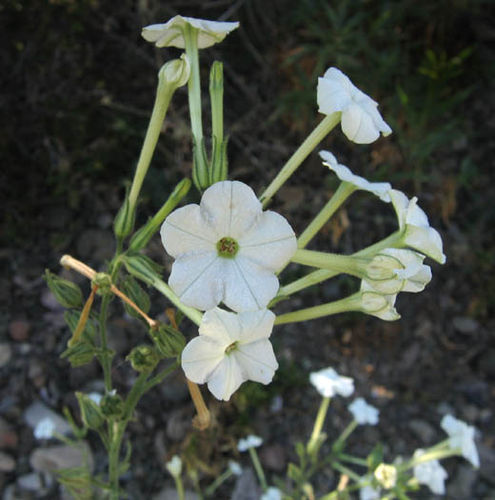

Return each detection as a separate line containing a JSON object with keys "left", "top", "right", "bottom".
{"left": 149, "top": 323, "right": 186, "bottom": 358}
{"left": 159, "top": 54, "right": 190, "bottom": 88}
{"left": 44, "top": 270, "right": 83, "bottom": 309}
{"left": 122, "top": 254, "right": 162, "bottom": 285}
{"left": 114, "top": 194, "right": 136, "bottom": 239}
{"left": 126, "top": 345, "right": 159, "bottom": 372}
{"left": 76, "top": 392, "right": 104, "bottom": 430}
{"left": 61, "top": 341, "right": 95, "bottom": 367}
{"left": 100, "top": 392, "right": 124, "bottom": 419}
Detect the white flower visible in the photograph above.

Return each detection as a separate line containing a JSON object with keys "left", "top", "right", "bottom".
{"left": 319, "top": 151, "right": 392, "bottom": 202}
{"left": 359, "top": 281, "right": 400, "bottom": 321}
{"left": 238, "top": 434, "right": 263, "bottom": 452}
{"left": 309, "top": 367, "right": 354, "bottom": 398}
{"left": 165, "top": 455, "right": 182, "bottom": 477}
{"left": 317, "top": 67, "right": 392, "bottom": 144}
{"left": 228, "top": 460, "right": 243, "bottom": 476}
{"left": 374, "top": 463, "right": 397, "bottom": 489}
{"left": 359, "top": 484, "right": 381, "bottom": 500}
{"left": 161, "top": 180, "right": 297, "bottom": 312}
{"left": 182, "top": 308, "right": 278, "bottom": 401}
{"left": 441, "top": 414, "right": 479, "bottom": 468}
{"left": 142, "top": 15, "right": 239, "bottom": 49}
{"left": 363, "top": 248, "right": 432, "bottom": 295}
{"left": 261, "top": 487, "right": 282, "bottom": 500}
{"left": 33, "top": 417, "right": 56, "bottom": 440}
{"left": 390, "top": 189, "right": 446, "bottom": 264}
{"left": 349, "top": 398, "right": 379, "bottom": 425}
{"left": 413, "top": 449, "right": 448, "bottom": 495}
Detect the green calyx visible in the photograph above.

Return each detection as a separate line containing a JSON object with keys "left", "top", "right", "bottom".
{"left": 216, "top": 237, "right": 239, "bottom": 258}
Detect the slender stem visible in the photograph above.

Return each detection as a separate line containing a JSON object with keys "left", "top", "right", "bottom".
{"left": 98, "top": 295, "right": 113, "bottom": 392}
{"left": 249, "top": 447, "right": 267, "bottom": 491}
{"left": 260, "top": 113, "right": 341, "bottom": 207}
{"left": 307, "top": 396, "right": 331, "bottom": 454}
{"left": 298, "top": 182, "right": 356, "bottom": 249}
{"left": 204, "top": 470, "right": 233, "bottom": 497}
{"left": 128, "top": 76, "right": 175, "bottom": 211}
{"left": 291, "top": 249, "right": 368, "bottom": 276}
{"left": 332, "top": 462, "right": 362, "bottom": 483}
{"left": 174, "top": 475, "right": 185, "bottom": 500}
{"left": 184, "top": 26, "right": 203, "bottom": 143}
{"left": 332, "top": 421, "right": 358, "bottom": 452}
{"left": 275, "top": 293, "right": 361, "bottom": 325}
{"left": 339, "top": 453, "right": 368, "bottom": 467}
{"left": 142, "top": 361, "right": 180, "bottom": 393}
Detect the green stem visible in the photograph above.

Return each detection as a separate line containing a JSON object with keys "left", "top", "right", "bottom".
{"left": 204, "top": 469, "right": 233, "bottom": 497}
{"left": 260, "top": 113, "right": 341, "bottom": 207}
{"left": 333, "top": 421, "right": 358, "bottom": 452}
{"left": 275, "top": 293, "right": 361, "bottom": 325}
{"left": 98, "top": 295, "right": 113, "bottom": 393}
{"left": 338, "top": 453, "right": 368, "bottom": 467}
{"left": 184, "top": 26, "right": 203, "bottom": 143}
{"left": 298, "top": 182, "right": 356, "bottom": 249}
{"left": 174, "top": 475, "right": 185, "bottom": 500}
{"left": 307, "top": 396, "right": 331, "bottom": 455}
{"left": 142, "top": 360, "right": 180, "bottom": 393}
{"left": 332, "top": 461, "right": 362, "bottom": 482}
{"left": 291, "top": 249, "right": 368, "bottom": 276}
{"left": 128, "top": 74, "right": 175, "bottom": 212}
{"left": 249, "top": 447, "right": 267, "bottom": 491}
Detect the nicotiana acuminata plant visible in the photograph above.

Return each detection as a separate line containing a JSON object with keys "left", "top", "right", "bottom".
{"left": 41, "top": 14, "right": 479, "bottom": 500}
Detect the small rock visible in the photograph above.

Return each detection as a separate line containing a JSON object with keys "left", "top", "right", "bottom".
{"left": 446, "top": 464, "right": 477, "bottom": 499}
{"left": 0, "top": 343, "right": 12, "bottom": 367}
{"left": 0, "top": 418, "right": 18, "bottom": 449}
{"left": 24, "top": 401, "right": 71, "bottom": 438}
{"left": 453, "top": 316, "right": 479, "bottom": 334}
{"left": 152, "top": 487, "right": 199, "bottom": 500}
{"left": 408, "top": 419, "right": 437, "bottom": 444}
{"left": 17, "top": 472, "right": 52, "bottom": 492}
{"left": 231, "top": 468, "right": 261, "bottom": 500}
{"left": 30, "top": 442, "right": 92, "bottom": 473}
{"left": 8, "top": 320, "right": 30, "bottom": 342}
{"left": 166, "top": 410, "right": 190, "bottom": 442}
{"left": 0, "top": 451, "right": 15, "bottom": 472}
{"left": 28, "top": 359, "right": 46, "bottom": 388}
{"left": 259, "top": 444, "right": 286, "bottom": 471}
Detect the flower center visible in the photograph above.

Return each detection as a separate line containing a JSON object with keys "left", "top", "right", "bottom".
{"left": 216, "top": 237, "right": 239, "bottom": 258}
{"left": 225, "top": 342, "right": 238, "bottom": 354}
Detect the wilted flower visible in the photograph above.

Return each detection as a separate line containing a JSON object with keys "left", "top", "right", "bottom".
{"left": 390, "top": 189, "right": 446, "bottom": 264}
{"left": 142, "top": 15, "right": 239, "bottom": 49}
{"left": 228, "top": 460, "right": 243, "bottom": 476}
{"left": 413, "top": 449, "right": 448, "bottom": 495}
{"left": 182, "top": 308, "right": 278, "bottom": 401}
{"left": 359, "top": 281, "right": 400, "bottom": 321}
{"left": 161, "top": 180, "right": 297, "bottom": 312}
{"left": 349, "top": 398, "right": 379, "bottom": 425}
{"left": 159, "top": 53, "right": 190, "bottom": 88}
{"left": 310, "top": 367, "right": 354, "bottom": 398}
{"left": 165, "top": 455, "right": 182, "bottom": 477}
{"left": 363, "top": 248, "right": 432, "bottom": 295}
{"left": 319, "top": 151, "right": 391, "bottom": 201}
{"left": 238, "top": 435, "right": 263, "bottom": 452}
{"left": 317, "top": 67, "right": 391, "bottom": 144}
{"left": 261, "top": 487, "right": 282, "bottom": 500}
{"left": 359, "top": 484, "right": 381, "bottom": 500}
{"left": 441, "top": 414, "right": 479, "bottom": 468}
{"left": 374, "top": 463, "right": 397, "bottom": 489}
{"left": 33, "top": 417, "right": 56, "bottom": 440}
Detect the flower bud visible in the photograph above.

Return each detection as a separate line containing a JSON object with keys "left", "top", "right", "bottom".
{"left": 113, "top": 194, "right": 136, "bottom": 239}
{"left": 126, "top": 345, "right": 159, "bottom": 372}
{"left": 61, "top": 341, "right": 95, "bottom": 367}
{"left": 159, "top": 54, "right": 190, "bottom": 89}
{"left": 374, "top": 463, "right": 397, "bottom": 489}
{"left": 100, "top": 392, "right": 124, "bottom": 419}
{"left": 149, "top": 323, "right": 186, "bottom": 358}
{"left": 165, "top": 455, "right": 182, "bottom": 478}
{"left": 76, "top": 392, "right": 104, "bottom": 430}
{"left": 92, "top": 272, "right": 112, "bottom": 295}
{"left": 121, "top": 276, "right": 151, "bottom": 319}
{"left": 44, "top": 270, "right": 83, "bottom": 309}
{"left": 122, "top": 254, "right": 163, "bottom": 285}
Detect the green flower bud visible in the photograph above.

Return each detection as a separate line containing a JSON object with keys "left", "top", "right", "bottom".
{"left": 149, "top": 323, "right": 186, "bottom": 358}
{"left": 121, "top": 276, "right": 151, "bottom": 319}
{"left": 76, "top": 392, "right": 104, "bottom": 430}
{"left": 100, "top": 392, "right": 124, "bottom": 419}
{"left": 61, "top": 341, "right": 95, "bottom": 367}
{"left": 92, "top": 272, "right": 112, "bottom": 295}
{"left": 159, "top": 53, "right": 191, "bottom": 89}
{"left": 192, "top": 137, "right": 210, "bottom": 191}
{"left": 122, "top": 254, "right": 163, "bottom": 285}
{"left": 114, "top": 193, "right": 136, "bottom": 239}
{"left": 44, "top": 270, "right": 83, "bottom": 309}
{"left": 126, "top": 345, "right": 159, "bottom": 372}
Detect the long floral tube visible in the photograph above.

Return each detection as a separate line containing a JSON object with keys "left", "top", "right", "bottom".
{"left": 290, "top": 249, "right": 368, "bottom": 276}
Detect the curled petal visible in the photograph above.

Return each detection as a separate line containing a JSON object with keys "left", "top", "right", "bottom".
{"left": 341, "top": 104, "right": 380, "bottom": 144}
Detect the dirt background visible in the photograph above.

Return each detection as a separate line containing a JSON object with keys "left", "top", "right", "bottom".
{"left": 1, "top": 0, "right": 494, "bottom": 498}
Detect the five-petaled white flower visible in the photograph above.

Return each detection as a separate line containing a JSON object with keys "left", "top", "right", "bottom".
{"left": 165, "top": 455, "right": 182, "bottom": 478}
{"left": 441, "top": 414, "right": 479, "bottom": 468}
{"left": 161, "top": 180, "right": 297, "bottom": 312}
{"left": 181, "top": 308, "right": 278, "bottom": 401}
{"left": 319, "top": 151, "right": 392, "bottom": 201}
{"left": 349, "top": 398, "right": 379, "bottom": 425}
{"left": 142, "top": 15, "right": 239, "bottom": 49}
{"left": 309, "top": 367, "right": 354, "bottom": 398}
{"left": 261, "top": 487, "right": 282, "bottom": 500}
{"left": 359, "top": 281, "right": 400, "bottom": 321}
{"left": 413, "top": 449, "right": 448, "bottom": 495}
{"left": 389, "top": 189, "right": 446, "bottom": 264}
{"left": 317, "top": 67, "right": 392, "bottom": 144}
{"left": 363, "top": 248, "right": 432, "bottom": 295}
{"left": 238, "top": 434, "right": 263, "bottom": 452}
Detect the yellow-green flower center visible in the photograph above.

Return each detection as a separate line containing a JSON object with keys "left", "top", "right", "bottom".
{"left": 225, "top": 342, "right": 238, "bottom": 354}
{"left": 216, "top": 237, "right": 239, "bottom": 258}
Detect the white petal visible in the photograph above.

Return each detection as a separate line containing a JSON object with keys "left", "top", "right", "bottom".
{"left": 207, "top": 355, "right": 245, "bottom": 400}
{"left": 389, "top": 189, "right": 410, "bottom": 230}
{"left": 199, "top": 307, "right": 239, "bottom": 345}
{"left": 168, "top": 253, "right": 223, "bottom": 310}
{"left": 223, "top": 257, "right": 279, "bottom": 312}
{"left": 237, "top": 309, "right": 275, "bottom": 343}
{"left": 161, "top": 204, "right": 216, "bottom": 257}
{"left": 317, "top": 76, "right": 352, "bottom": 115}
{"left": 239, "top": 211, "right": 297, "bottom": 271}
{"left": 341, "top": 104, "right": 380, "bottom": 144}
{"left": 404, "top": 226, "right": 446, "bottom": 264}
{"left": 359, "top": 97, "right": 392, "bottom": 136}
{"left": 200, "top": 181, "right": 262, "bottom": 238}
{"left": 181, "top": 336, "right": 224, "bottom": 384}
{"left": 401, "top": 264, "right": 432, "bottom": 292}
{"left": 234, "top": 340, "right": 278, "bottom": 384}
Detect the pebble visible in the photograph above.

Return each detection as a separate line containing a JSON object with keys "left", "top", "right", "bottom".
{"left": 0, "top": 451, "right": 15, "bottom": 472}
{"left": 30, "top": 442, "right": 92, "bottom": 473}
{"left": 8, "top": 320, "right": 30, "bottom": 342}
{"left": 0, "top": 418, "right": 18, "bottom": 449}
{"left": 0, "top": 343, "right": 12, "bottom": 367}
{"left": 447, "top": 464, "right": 477, "bottom": 499}
{"left": 407, "top": 419, "right": 437, "bottom": 444}
{"left": 166, "top": 409, "right": 190, "bottom": 442}
{"left": 24, "top": 401, "right": 71, "bottom": 437}
{"left": 17, "top": 471, "right": 52, "bottom": 492}
{"left": 231, "top": 468, "right": 261, "bottom": 500}
{"left": 452, "top": 316, "right": 479, "bottom": 334}
{"left": 259, "top": 444, "right": 286, "bottom": 471}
